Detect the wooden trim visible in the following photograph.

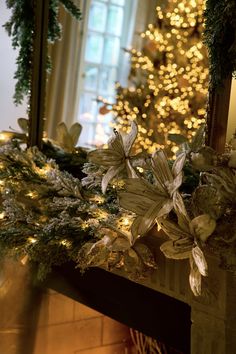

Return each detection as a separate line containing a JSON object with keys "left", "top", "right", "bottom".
{"left": 206, "top": 77, "right": 232, "bottom": 153}
{"left": 28, "top": 0, "right": 49, "bottom": 149}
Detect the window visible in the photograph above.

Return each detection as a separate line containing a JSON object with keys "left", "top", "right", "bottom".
{"left": 76, "top": 0, "right": 137, "bottom": 147}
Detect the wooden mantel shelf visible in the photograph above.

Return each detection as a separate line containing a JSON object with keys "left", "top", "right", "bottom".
{"left": 39, "top": 234, "right": 236, "bottom": 354}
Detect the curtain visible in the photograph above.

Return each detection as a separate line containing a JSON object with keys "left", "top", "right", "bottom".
{"left": 45, "top": 2, "right": 82, "bottom": 140}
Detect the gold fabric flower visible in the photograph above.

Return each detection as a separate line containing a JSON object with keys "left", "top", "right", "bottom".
{"left": 88, "top": 122, "right": 138, "bottom": 193}
{"left": 119, "top": 150, "right": 186, "bottom": 239}
{"left": 56, "top": 122, "right": 82, "bottom": 152}
{"left": 159, "top": 213, "right": 216, "bottom": 295}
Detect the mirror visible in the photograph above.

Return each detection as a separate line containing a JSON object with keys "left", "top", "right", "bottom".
{"left": 44, "top": 0, "right": 210, "bottom": 157}
{"left": 1, "top": 0, "right": 233, "bottom": 153}
{"left": 45, "top": 0, "right": 157, "bottom": 145}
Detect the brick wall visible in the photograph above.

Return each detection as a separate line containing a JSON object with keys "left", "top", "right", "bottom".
{"left": 33, "top": 290, "right": 134, "bottom": 354}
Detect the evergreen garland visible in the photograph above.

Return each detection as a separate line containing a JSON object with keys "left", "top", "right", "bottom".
{"left": 3, "top": 0, "right": 82, "bottom": 105}
{"left": 204, "top": 0, "right": 236, "bottom": 88}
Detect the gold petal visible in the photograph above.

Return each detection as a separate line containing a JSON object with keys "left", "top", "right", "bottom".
{"left": 18, "top": 117, "right": 28, "bottom": 133}
{"left": 189, "top": 263, "right": 202, "bottom": 296}
{"left": 192, "top": 246, "right": 208, "bottom": 276}
{"left": 69, "top": 122, "right": 82, "bottom": 146}
{"left": 131, "top": 216, "right": 143, "bottom": 241}
{"left": 160, "top": 240, "right": 191, "bottom": 259}
{"left": 124, "top": 178, "right": 163, "bottom": 202}
{"left": 167, "top": 172, "right": 183, "bottom": 195}
{"left": 122, "top": 121, "right": 138, "bottom": 156}
{"left": 102, "top": 165, "right": 124, "bottom": 193}
{"left": 108, "top": 133, "right": 124, "bottom": 156}
{"left": 159, "top": 217, "right": 190, "bottom": 240}
{"left": 56, "top": 122, "right": 73, "bottom": 151}
{"left": 152, "top": 150, "right": 173, "bottom": 191}
{"left": 138, "top": 199, "right": 173, "bottom": 236}
{"left": 172, "top": 152, "right": 186, "bottom": 177}
{"left": 190, "top": 214, "right": 216, "bottom": 242}
{"left": 118, "top": 192, "right": 154, "bottom": 215}
{"left": 89, "top": 149, "right": 123, "bottom": 166}
{"left": 173, "top": 192, "right": 190, "bottom": 232}
{"left": 125, "top": 158, "right": 139, "bottom": 178}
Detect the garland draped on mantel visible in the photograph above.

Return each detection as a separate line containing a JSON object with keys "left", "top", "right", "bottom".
{"left": 0, "top": 121, "right": 236, "bottom": 297}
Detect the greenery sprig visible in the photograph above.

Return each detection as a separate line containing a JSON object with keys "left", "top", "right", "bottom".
{"left": 3, "top": 0, "right": 82, "bottom": 105}
{"left": 204, "top": 0, "right": 236, "bottom": 88}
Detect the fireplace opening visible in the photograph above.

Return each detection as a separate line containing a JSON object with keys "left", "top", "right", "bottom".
{"left": 38, "top": 263, "right": 191, "bottom": 354}
{"left": 34, "top": 289, "right": 186, "bottom": 354}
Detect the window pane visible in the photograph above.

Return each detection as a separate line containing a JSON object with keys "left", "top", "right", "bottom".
{"left": 103, "top": 36, "right": 120, "bottom": 65}
{"left": 79, "top": 123, "right": 95, "bottom": 146}
{"left": 85, "top": 33, "right": 104, "bottom": 64}
{"left": 94, "top": 122, "right": 109, "bottom": 145}
{"left": 99, "top": 67, "right": 117, "bottom": 94}
{"left": 79, "top": 93, "right": 98, "bottom": 123}
{"left": 111, "top": 0, "right": 125, "bottom": 5}
{"left": 84, "top": 65, "right": 98, "bottom": 91}
{"left": 88, "top": 1, "right": 107, "bottom": 32}
{"left": 107, "top": 5, "right": 123, "bottom": 36}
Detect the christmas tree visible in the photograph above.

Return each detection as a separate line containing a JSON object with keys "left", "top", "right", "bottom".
{"left": 102, "top": 0, "right": 208, "bottom": 156}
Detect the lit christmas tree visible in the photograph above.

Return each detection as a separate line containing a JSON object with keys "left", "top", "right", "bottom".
{"left": 101, "top": 0, "right": 209, "bottom": 156}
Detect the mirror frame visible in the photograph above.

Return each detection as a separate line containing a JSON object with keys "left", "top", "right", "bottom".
{"left": 206, "top": 77, "right": 232, "bottom": 153}
{"left": 28, "top": 0, "right": 49, "bottom": 149}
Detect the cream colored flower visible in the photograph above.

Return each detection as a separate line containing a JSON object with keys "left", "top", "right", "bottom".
{"left": 56, "top": 122, "right": 82, "bottom": 152}
{"left": 119, "top": 150, "right": 186, "bottom": 239}
{"left": 88, "top": 122, "right": 138, "bottom": 193}
{"left": 159, "top": 213, "right": 215, "bottom": 295}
